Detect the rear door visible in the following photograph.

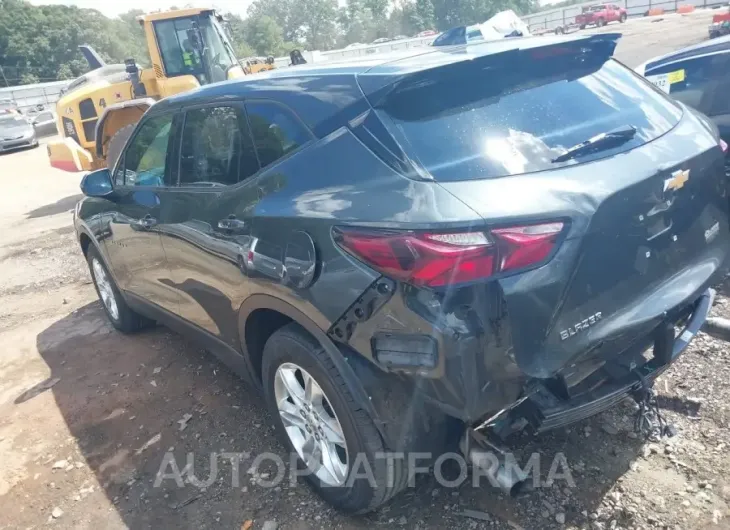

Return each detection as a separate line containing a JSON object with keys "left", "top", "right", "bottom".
{"left": 105, "top": 111, "right": 181, "bottom": 314}
{"left": 158, "top": 103, "right": 261, "bottom": 344}
{"left": 243, "top": 100, "right": 316, "bottom": 285}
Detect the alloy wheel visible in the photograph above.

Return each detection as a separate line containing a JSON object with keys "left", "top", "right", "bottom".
{"left": 274, "top": 363, "right": 348, "bottom": 486}
{"left": 91, "top": 258, "right": 119, "bottom": 321}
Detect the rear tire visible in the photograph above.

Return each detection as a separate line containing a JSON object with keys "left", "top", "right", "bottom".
{"left": 262, "top": 323, "right": 408, "bottom": 514}
{"left": 86, "top": 245, "right": 151, "bottom": 333}
{"left": 580, "top": 24, "right": 586, "bottom": 29}
{"left": 106, "top": 123, "right": 137, "bottom": 172}
{"left": 555, "top": 26, "right": 564, "bottom": 34}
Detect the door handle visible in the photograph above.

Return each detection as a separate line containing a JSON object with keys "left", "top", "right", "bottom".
{"left": 218, "top": 215, "right": 247, "bottom": 232}
{"left": 134, "top": 214, "right": 157, "bottom": 229}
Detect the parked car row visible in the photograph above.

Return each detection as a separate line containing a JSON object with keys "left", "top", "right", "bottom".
{"left": 0, "top": 104, "right": 58, "bottom": 154}
{"left": 0, "top": 110, "right": 39, "bottom": 153}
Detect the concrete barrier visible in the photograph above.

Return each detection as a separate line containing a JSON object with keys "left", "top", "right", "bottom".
{"left": 647, "top": 7, "right": 666, "bottom": 15}
{"left": 677, "top": 4, "right": 696, "bottom": 12}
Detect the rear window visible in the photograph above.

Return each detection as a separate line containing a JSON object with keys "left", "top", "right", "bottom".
{"left": 378, "top": 57, "right": 682, "bottom": 181}
{"left": 432, "top": 27, "right": 465, "bottom": 47}
{"left": 466, "top": 26, "right": 484, "bottom": 43}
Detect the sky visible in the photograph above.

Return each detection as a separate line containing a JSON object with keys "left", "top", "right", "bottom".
{"left": 27, "top": 0, "right": 254, "bottom": 18}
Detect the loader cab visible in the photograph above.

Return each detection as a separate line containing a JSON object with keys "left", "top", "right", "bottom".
{"left": 145, "top": 9, "right": 244, "bottom": 87}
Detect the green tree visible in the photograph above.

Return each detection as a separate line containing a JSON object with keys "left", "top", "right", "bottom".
{"left": 300, "top": 0, "right": 339, "bottom": 50}
{"left": 341, "top": 0, "right": 374, "bottom": 44}
{"left": 56, "top": 63, "right": 75, "bottom": 80}
{"left": 243, "top": 15, "right": 286, "bottom": 56}
{"left": 20, "top": 72, "right": 38, "bottom": 84}
{"left": 0, "top": 1, "right": 157, "bottom": 85}
{"left": 414, "top": 0, "right": 436, "bottom": 30}
{"left": 247, "top": 0, "right": 304, "bottom": 44}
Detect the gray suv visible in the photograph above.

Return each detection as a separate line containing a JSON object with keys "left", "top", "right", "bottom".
{"left": 74, "top": 33, "right": 729, "bottom": 513}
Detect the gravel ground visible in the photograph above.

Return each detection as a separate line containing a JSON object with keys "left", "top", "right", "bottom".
{"left": 0, "top": 11, "right": 728, "bottom": 529}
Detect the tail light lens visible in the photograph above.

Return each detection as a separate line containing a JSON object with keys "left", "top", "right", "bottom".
{"left": 334, "top": 222, "right": 564, "bottom": 288}
{"left": 720, "top": 139, "right": 728, "bottom": 154}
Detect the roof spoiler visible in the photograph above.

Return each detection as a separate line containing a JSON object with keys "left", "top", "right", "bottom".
{"left": 358, "top": 33, "right": 621, "bottom": 107}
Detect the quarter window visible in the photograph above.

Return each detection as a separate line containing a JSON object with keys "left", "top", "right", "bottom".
{"left": 245, "top": 102, "right": 311, "bottom": 169}
{"left": 179, "top": 106, "right": 259, "bottom": 186}
{"left": 117, "top": 114, "right": 173, "bottom": 187}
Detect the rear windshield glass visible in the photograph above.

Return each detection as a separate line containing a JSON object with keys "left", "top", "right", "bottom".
{"left": 379, "top": 57, "right": 682, "bottom": 181}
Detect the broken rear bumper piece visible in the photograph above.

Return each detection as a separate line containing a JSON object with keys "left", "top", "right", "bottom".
{"left": 489, "top": 288, "right": 715, "bottom": 437}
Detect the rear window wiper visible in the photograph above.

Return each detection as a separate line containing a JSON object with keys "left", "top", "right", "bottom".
{"left": 551, "top": 125, "right": 637, "bottom": 163}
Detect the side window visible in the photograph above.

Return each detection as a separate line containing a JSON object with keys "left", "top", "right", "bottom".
{"left": 116, "top": 114, "right": 174, "bottom": 187}
{"left": 245, "top": 102, "right": 311, "bottom": 169}
{"left": 154, "top": 19, "right": 203, "bottom": 80}
{"left": 179, "top": 106, "right": 259, "bottom": 187}
{"left": 647, "top": 54, "right": 730, "bottom": 117}
{"left": 466, "top": 28, "right": 484, "bottom": 43}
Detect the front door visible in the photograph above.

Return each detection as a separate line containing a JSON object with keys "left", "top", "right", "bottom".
{"left": 105, "top": 112, "right": 181, "bottom": 314}
{"left": 158, "top": 103, "right": 261, "bottom": 345}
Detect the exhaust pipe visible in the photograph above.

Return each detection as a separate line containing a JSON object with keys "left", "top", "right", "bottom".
{"left": 701, "top": 316, "right": 730, "bottom": 342}
{"left": 461, "top": 432, "right": 528, "bottom": 497}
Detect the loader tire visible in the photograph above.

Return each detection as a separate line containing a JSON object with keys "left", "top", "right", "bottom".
{"left": 106, "top": 123, "right": 137, "bottom": 172}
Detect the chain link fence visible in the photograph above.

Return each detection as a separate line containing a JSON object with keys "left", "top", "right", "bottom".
{"left": 0, "top": 80, "right": 71, "bottom": 113}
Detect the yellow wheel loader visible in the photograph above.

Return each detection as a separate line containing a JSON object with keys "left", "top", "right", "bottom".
{"left": 48, "top": 8, "right": 247, "bottom": 172}
{"left": 242, "top": 56, "right": 276, "bottom": 75}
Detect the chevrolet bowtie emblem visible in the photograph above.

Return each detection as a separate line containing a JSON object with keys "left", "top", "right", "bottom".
{"left": 664, "top": 169, "right": 690, "bottom": 192}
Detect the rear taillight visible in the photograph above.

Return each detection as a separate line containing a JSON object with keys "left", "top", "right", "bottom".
{"left": 334, "top": 222, "right": 564, "bottom": 288}
{"left": 721, "top": 139, "right": 728, "bottom": 154}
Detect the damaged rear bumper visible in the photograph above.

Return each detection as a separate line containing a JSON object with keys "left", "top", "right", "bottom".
{"left": 332, "top": 276, "right": 717, "bottom": 451}
{"left": 504, "top": 287, "right": 715, "bottom": 434}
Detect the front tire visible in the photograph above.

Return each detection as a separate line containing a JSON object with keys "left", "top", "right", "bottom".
{"left": 262, "top": 324, "right": 407, "bottom": 513}
{"left": 619, "top": 13, "right": 627, "bottom": 22}
{"left": 86, "top": 245, "right": 150, "bottom": 333}
{"left": 597, "top": 17, "right": 606, "bottom": 27}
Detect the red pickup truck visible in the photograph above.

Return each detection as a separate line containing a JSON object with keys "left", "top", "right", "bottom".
{"left": 576, "top": 4, "right": 628, "bottom": 28}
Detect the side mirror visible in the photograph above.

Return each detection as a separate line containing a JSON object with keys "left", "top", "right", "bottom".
{"left": 80, "top": 168, "right": 113, "bottom": 198}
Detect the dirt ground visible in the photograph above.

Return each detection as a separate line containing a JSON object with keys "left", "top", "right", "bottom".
{"left": 1, "top": 11, "right": 729, "bottom": 530}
